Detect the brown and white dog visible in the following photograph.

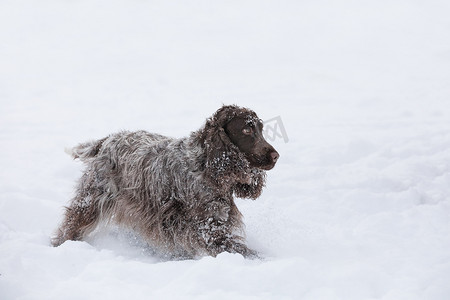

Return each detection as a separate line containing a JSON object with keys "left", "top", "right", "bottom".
{"left": 52, "top": 105, "right": 279, "bottom": 259}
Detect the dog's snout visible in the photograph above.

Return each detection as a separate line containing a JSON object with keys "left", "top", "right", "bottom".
{"left": 270, "top": 151, "right": 279, "bottom": 162}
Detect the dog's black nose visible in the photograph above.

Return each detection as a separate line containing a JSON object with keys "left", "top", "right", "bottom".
{"left": 270, "top": 151, "right": 279, "bottom": 162}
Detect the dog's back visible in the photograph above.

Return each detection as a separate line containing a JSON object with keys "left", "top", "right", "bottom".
{"left": 68, "top": 131, "right": 171, "bottom": 161}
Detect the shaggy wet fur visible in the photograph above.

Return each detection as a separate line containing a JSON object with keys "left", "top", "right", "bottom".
{"left": 52, "top": 105, "right": 279, "bottom": 259}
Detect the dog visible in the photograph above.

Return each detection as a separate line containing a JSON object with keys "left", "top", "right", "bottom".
{"left": 52, "top": 105, "right": 279, "bottom": 259}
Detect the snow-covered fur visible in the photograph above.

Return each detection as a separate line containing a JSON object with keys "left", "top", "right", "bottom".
{"left": 52, "top": 105, "right": 278, "bottom": 259}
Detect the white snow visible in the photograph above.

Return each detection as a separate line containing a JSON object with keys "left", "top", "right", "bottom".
{"left": 1, "top": 0, "right": 450, "bottom": 299}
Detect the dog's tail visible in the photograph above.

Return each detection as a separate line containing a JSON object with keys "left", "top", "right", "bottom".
{"left": 65, "top": 137, "right": 107, "bottom": 161}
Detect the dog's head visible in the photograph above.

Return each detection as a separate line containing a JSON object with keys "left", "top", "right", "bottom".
{"left": 223, "top": 110, "right": 279, "bottom": 171}
{"left": 200, "top": 105, "right": 279, "bottom": 198}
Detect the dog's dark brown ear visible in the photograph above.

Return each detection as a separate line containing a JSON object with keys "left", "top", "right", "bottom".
{"left": 233, "top": 170, "right": 266, "bottom": 200}
{"left": 202, "top": 106, "right": 252, "bottom": 192}
{"left": 203, "top": 122, "right": 244, "bottom": 190}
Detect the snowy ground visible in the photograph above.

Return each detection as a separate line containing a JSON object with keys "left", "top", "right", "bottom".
{"left": 1, "top": 1, "right": 450, "bottom": 299}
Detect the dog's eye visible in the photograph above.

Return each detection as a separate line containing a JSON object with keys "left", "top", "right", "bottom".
{"left": 242, "top": 127, "right": 253, "bottom": 135}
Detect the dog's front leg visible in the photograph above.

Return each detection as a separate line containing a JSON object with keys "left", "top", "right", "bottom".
{"left": 220, "top": 239, "right": 260, "bottom": 259}
{"left": 198, "top": 217, "right": 260, "bottom": 259}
